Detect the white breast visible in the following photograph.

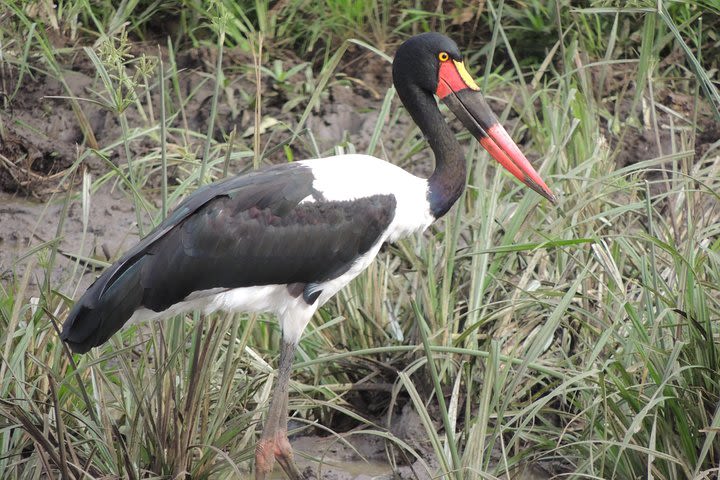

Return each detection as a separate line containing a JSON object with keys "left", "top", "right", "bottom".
{"left": 300, "top": 155, "right": 434, "bottom": 242}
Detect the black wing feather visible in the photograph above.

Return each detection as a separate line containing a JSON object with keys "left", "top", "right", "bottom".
{"left": 61, "top": 163, "right": 396, "bottom": 353}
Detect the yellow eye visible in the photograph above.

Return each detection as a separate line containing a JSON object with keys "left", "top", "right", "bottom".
{"left": 438, "top": 52, "right": 449, "bottom": 62}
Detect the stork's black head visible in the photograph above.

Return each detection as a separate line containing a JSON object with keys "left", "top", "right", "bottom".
{"left": 392, "top": 32, "right": 463, "bottom": 97}
{"left": 392, "top": 33, "right": 557, "bottom": 204}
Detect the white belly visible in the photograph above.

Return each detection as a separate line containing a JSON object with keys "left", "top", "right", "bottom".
{"left": 127, "top": 283, "right": 318, "bottom": 345}
{"left": 128, "top": 284, "right": 300, "bottom": 324}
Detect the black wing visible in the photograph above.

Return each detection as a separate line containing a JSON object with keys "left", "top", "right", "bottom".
{"left": 61, "top": 163, "right": 396, "bottom": 353}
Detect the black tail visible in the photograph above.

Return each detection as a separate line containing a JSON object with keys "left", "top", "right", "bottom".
{"left": 58, "top": 175, "right": 234, "bottom": 353}
{"left": 60, "top": 258, "right": 146, "bottom": 354}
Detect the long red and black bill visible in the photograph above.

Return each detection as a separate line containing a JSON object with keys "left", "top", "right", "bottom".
{"left": 436, "top": 59, "right": 557, "bottom": 203}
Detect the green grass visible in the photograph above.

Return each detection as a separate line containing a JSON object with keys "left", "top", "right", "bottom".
{"left": 1, "top": 0, "right": 720, "bottom": 478}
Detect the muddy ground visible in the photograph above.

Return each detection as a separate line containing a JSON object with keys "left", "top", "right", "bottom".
{"left": 1, "top": 40, "right": 718, "bottom": 479}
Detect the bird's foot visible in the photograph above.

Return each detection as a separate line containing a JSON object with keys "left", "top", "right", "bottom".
{"left": 255, "top": 431, "right": 305, "bottom": 480}
{"left": 255, "top": 438, "right": 275, "bottom": 480}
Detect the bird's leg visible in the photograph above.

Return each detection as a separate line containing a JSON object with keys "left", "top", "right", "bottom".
{"left": 255, "top": 339, "right": 304, "bottom": 480}
{"left": 273, "top": 386, "right": 303, "bottom": 478}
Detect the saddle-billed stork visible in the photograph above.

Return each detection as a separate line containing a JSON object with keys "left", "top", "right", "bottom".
{"left": 61, "top": 33, "right": 555, "bottom": 479}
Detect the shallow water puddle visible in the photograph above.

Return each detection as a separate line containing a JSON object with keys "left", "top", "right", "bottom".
{"left": 272, "top": 458, "right": 393, "bottom": 479}
{"left": 270, "top": 434, "right": 401, "bottom": 479}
